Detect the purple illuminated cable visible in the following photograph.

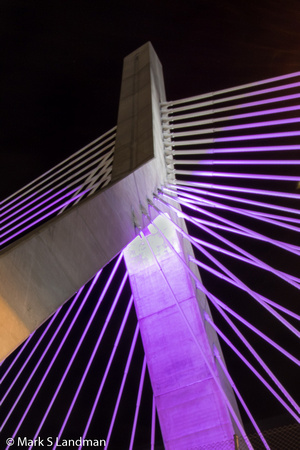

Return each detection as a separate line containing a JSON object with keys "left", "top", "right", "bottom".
{"left": 26, "top": 255, "right": 122, "bottom": 445}
{"left": 146, "top": 208, "right": 299, "bottom": 418}
{"left": 157, "top": 193, "right": 300, "bottom": 259}
{"left": 173, "top": 179, "right": 300, "bottom": 200}
{"left": 78, "top": 296, "right": 134, "bottom": 450}
{"left": 174, "top": 192, "right": 300, "bottom": 232}
{"left": 150, "top": 202, "right": 300, "bottom": 330}
{"left": 1, "top": 127, "right": 116, "bottom": 212}
{"left": 129, "top": 356, "right": 147, "bottom": 450}
{"left": 204, "top": 313, "right": 300, "bottom": 423}
{"left": 190, "top": 234, "right": 300, "bottom": 291}
{"left": 212, "top": 294, "right": 298, "bottom": 364}
{"left": 3, "top": 270, "right": 100, "bottom": 441}
{"left": 1, "top": 310, "right": 59, "bottom": 406}
{"left": 169, "top": 117, "right": 300, "bottom": 138}
{"left": 141, "top": 231, "right": 251, "bottom": 445}
{"left": 177, "top": 194, "right": 300, "bottom": 255}
{"left": 214, "top": 347, "right": 271, "bottom": 450}
{"left": 1, "top": 186, "right": 79, "bottom": 238}
{"left": 105, "top": 323, "right": 140, "bottom": 448}
{"left": 157, "top": 193, "right": 300, "bottom": 256}
{"left": 146, "top": 213, "right": 299, "bottom": 364}
{"left": 174, "top": 206, "right": 300, "bottom": 332}
{"left": 172, "top": 130, "right": 300, "bottom": 147}
{"left": 162, "top": 79, "right": 300, "bottom": 111}
{"left": 0, "top": 334, "right": 34, "bottom": 385}
{"left": 1, "top": 188, "right": 91, "bottom": 246}
{"left": 148, "top": 205, "right": 300, "bottom": 324}
{"left": 169, "top": 145, "right": 300, "bottom": 155}
{"left": 166, "top": 184, "right": 300, "bottom": 219}
{"left": 166, "top": 189, "right": 300, "bottom": 229}
{"left": 2, "top": 186, "right": 55, "bottom": 224}
{"left": 2, "top": 185, "right": 75, "bottom": 230}
{"left": 2, "top": 185, "right": 54, "bottom": 217}
{"left": 166, "top": 104, "right": 300, "bottom": 129}
{"left": 0, "top": 145, "right": 113, "bottom": 224}
{"left": 151, "top": 395, "right": 156, "bottom": 450}
{"left": 172, "top": 168, "right": 300, "bottom": 182}
{"left": 172, "top": 159, "right": 300, "bottom": 166}
{"left": 163, "top": 94, "right": 300, "bottom": 125}
{"left": 1, "top": 285, "right": 84, "bottom": 434}
{"left": 53, "top": 271, "right": 129, "bottom": 448}
{"left": 185, "top": 262, "right": 299, "bottom": 410}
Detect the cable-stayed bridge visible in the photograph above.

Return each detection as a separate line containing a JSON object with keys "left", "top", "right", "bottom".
{"left": 0, "top": 43, "right": 299, "bottom": 449}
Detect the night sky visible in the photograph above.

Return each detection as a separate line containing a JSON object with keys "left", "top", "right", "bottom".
{"left": 2, "top": 0, "right": 300, "bottom": 199}
{"left": 1, "top": 0, "right": 300, "bottom": 447}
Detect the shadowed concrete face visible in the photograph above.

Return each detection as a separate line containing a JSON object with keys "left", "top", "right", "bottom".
{"left": 0, "top": 42, "right": 166, "bottom": 360}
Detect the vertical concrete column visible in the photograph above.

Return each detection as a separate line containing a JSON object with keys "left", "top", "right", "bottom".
{"left": 124, "top": 216, "right": 236, "bottom": 449}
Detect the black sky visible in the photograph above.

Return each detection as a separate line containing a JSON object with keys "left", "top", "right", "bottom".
{"left": 2, "top": 0, "right": 300, "bottom": 199}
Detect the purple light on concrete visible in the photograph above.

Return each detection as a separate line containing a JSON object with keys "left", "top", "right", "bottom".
{"left": 173, "top": 169, "right": 300, "bottom": 182}
{"left": 53, "top": 271, "right": 129, "bottom": 448}
{"left": 151, "top": 201, "right": 300, "bottom": 331}
{"left": 28, "top": 255, "right": 123, "bottom": 445}
{"left": 1, "top": 188, "right": 90, "bottom": 246}
{"left": 214, "top": 347, "right": 271, "bottom": 449}
{"left": 133, "top": 222, "right": 249, "bottom": 445}
{"left": 129, "top": 356, "right": 147, "bottom": 450}
{"left": 106, "top": 323, "right": 140, "bottom": 447}
{"left": 204, "top": 313, "right": 300, "bottom": 422}
{"left": 148, "top": 214, "right": 299, "bottom": 362}
{"left": 173, "top": 179, "right": 300, "bottom": 200}
{"left": 79, "top": 296, "right": 134, "bottom": 449}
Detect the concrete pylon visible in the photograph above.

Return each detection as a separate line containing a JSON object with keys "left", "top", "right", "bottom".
{"left": 118, "top": 42, "right": 242, "bottom": 448}
{"left": 0, "top": 42, "right": 165, "bottom": 360}
{"left": 0, "top": 42, "right": 242, "bottom": 447}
